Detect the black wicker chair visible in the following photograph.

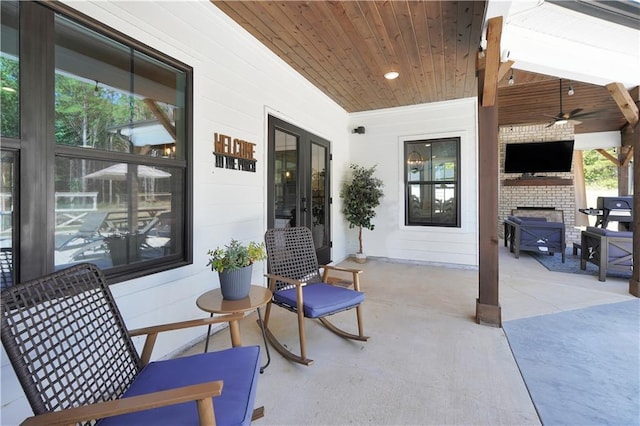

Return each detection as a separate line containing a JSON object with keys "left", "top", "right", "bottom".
{"left": 1, "top": 263, "right": 261, "bottom": 426}
{"left": 0, "top": 248, "right": 13, "bottom": 289}
{"left": 263, "top": 227, "right": 368, "bottom": 366}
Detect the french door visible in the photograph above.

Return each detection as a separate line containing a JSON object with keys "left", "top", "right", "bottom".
{"left": 267, "top": 116, "right": 331, "bottom": 264}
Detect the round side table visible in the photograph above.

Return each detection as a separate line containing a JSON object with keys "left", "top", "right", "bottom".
{"left": 196, "top": 285, "right": 272, "bottom": 372}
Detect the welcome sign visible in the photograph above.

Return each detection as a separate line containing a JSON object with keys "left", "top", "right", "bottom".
{"left": 213, "top": 133, "right": 257, "bottom": 172}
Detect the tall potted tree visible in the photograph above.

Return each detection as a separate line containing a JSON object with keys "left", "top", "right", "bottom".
{"left": 340, "top": 163, "right": 384, "bottom": 263}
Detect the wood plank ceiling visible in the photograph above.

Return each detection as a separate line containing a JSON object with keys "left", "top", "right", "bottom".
{"left": 498, "top": 70, "right": 628, "bottom": 134}
{"left": 212, "top": 0, "right": 627, "bottom": 134}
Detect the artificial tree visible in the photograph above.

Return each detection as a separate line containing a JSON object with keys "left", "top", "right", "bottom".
{"left": 340, "top": 163, "right": 384, "bottom": 261}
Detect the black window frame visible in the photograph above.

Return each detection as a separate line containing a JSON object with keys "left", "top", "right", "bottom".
{"left": 404, "top": 137, "right": 461, "bottom": 228}
{"left": 15, "top": 1, "right": 193, "bottom": 283}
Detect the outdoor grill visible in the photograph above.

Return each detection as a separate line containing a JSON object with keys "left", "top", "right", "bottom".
{"left": 595, "top": 196, "right": 633, "bottom": 230}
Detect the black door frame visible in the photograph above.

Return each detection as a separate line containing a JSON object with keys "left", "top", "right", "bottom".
{"left": 267, "top": 115, "right": 332, "bottom": 264}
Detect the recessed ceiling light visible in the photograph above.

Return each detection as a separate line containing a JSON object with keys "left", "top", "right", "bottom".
{"left": 384, "top": 71, "right": 399, "bottom": 80}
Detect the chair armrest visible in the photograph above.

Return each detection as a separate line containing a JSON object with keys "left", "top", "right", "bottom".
{"left": 129, "top": 313, "right": 243, "bottom": 336}
{"left": 21, "top": 381, "right": 223, "bottom": 426}
{"left": 320, "top": 265, "right": 363, "bottom": 290}
{"left": 320, "top": 264, "right": 363, "bottom": 275}
{"left": 129, "top": 313, "right": 244, "bottom": 366}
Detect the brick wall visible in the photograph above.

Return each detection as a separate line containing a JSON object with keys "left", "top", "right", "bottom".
{"left": 499, "top": 123, "right": 580, "bottom": 244}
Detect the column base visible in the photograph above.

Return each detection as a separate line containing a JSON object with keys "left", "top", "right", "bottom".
{"left": 629, "top": 279, "right": 639, "bottom": 297}
{"left": 476, "top": 299, "right": 502, "bottom": 327}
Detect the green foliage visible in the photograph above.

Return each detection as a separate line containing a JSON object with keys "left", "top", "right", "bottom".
{"left": 340, "top": 164, "right": 384, "bottom": 253}
{"left": 54, "top": 74, "right": 149, "bottom": 151}
{"left": 207, "top": 239, "right": 266, "bottom": 272}
{"left": 583, "top": 149, "right": 618, "bottom": 189}
{"left": 1, "top": 57, "right": 19, "bottom": 138}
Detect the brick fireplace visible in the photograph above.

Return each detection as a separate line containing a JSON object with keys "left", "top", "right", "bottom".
{"left": 499, "top": 123, "right": 580, "bottom": 244}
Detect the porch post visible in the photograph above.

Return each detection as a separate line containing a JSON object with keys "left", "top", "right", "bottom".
{"left": 475, "top": 16, "right": 502, "bottom": 327}
{"left": 629, "top": 126, "right": 639, "bottom": 297}
{"left": 607, "top": 84, "right": 639, "bottom": 296}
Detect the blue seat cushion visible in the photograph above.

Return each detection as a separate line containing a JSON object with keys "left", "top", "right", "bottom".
{"left": 273, "top": 282, "right": 365, "bottom": 318}
{"left": 508, "top": 215, "right": 547, "bottom": 224}
{"left": 586, "top": 226, "right": 633, "bottom": 238}
{"left": 98, "top": 346, "right": 260, "bottom": 426}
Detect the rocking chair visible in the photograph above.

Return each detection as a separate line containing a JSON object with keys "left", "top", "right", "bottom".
{"left": 1, "top": 263, "right": 261, "bottom": 426}
{"left": 263, "top": 227, "right": 368, "bottom": 366}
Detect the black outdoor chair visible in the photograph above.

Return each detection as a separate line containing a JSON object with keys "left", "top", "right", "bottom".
{"left": 581, "top": 226, "right": 633, "bottom": 281}
{"left": 263, "top": 227, "right": 368, "bottom": 366}
{"left": 504, "top": 215, "right": 566, "bottom": 263}
{"left": 1, "top": 263, "right": 262, "bottom": 425}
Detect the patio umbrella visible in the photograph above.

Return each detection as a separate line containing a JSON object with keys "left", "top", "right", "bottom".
{"left": 84, "top": 163, "right": 171, "bottom": 180}
{"left": 84, "top": 163, "right": 171, "bottom": 205}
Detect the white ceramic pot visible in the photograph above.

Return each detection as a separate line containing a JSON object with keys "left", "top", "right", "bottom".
{"left": 354, "top": 252, "right": 367, "bottom": 264}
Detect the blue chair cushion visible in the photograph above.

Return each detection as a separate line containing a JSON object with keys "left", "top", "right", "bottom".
{"left": 273, "top": 283, "right": 365, "bottom": 318}
{"left": 508, "top": 215, "right": 547, "bottom": 224}
{"left": 98, "top": 346, "right": 260, "bottom": 426}
{"left": 586, "top": 226, "right": 633, "bottom": 238}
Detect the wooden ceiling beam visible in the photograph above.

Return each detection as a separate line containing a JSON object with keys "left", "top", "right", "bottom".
{"left": 497, "top": 60, "right": 514, "bottom": 83}
{"left": 622, "top": 146, "right": 634, "bottom": 167}
{"left": 481, "top": 16, "right": 502, "bottom": 107}
{"left": 605, "top": 82, "right": 639, "bottom": 128}
{"left": 596, "top": 148, "right": 620, "bottom": 167}
{"left": 143, "top": 99, "right": 176, "bottom": 140}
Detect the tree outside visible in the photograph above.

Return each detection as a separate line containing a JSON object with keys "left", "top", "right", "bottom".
{"left": 583, "top": 149, "right": 618, "bottom": 189}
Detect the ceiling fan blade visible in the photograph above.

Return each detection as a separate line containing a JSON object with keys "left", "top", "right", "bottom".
{"left": 545, "top": 120, "right": 556, "bottom": 128}
{"left": 568, "top": 108, "right": 583, "bottom": 117}
{"left": 571, "top": 109, "right": 605, "bottom": 119}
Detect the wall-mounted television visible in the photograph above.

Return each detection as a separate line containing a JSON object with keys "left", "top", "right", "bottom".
{"left": 504, "top": 140, "right": 574, "bottom": 175}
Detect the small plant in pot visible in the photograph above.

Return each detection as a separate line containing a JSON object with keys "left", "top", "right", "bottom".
{"left": 340, "top": 163, "right": 384, "bottom": 263}
{"left": 207, "top": 239, "right": 266, "bottom": 300}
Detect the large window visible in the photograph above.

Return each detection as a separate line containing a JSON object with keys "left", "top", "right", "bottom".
{"left": 7, "top": 2, "right": 192, "bottom": 283}
{"left": 1, "top": 1, "right": 19, "bottom": 288}
{"left": 405, "top": 137, "right": 460, "bottom": 227}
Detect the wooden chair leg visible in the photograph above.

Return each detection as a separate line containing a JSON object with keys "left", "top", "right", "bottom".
{"left": 195, "top": 398, "right": 215, "bottom": 425}
{"left": 252, "top": 406, "right": 265, "bottom": 421}
{"left": 356, "top": 304, "right": 365, "bottom": 337}
{"left": 297, "top": 285, "right": 308, "bottom": 362}
{"left": 263, "top": 300, "right": 273, "bottom": 329}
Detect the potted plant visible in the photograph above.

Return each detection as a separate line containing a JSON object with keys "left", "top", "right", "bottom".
{"left": 105, "top": 232, "right": 144, "bottom": 266}
{"left": 340, "top": 163, "right": 384, "bottom": 263}
{"left": 207, "top": 239, "right": 266, "bottom": 300}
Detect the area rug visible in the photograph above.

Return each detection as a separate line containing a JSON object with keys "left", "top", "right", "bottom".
{"left": 528, "top": 247, "right": 632, "bottom": 279}
{"left": 503, "top": 300, "right": 640, "bottom": 425}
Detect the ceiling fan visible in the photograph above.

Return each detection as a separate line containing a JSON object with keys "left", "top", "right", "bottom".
{"left": 544, "top": 79, "right": 599, "bottom": 127}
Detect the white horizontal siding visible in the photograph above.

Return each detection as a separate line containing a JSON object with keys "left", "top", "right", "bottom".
{"left": 1, "top": 1, "right": 350, "bottom": 424}
{"left": 347, "top": 98, "right": 479, "bottom": 268}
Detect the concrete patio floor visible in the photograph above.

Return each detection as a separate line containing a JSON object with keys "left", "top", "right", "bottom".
{"left": 180, "top": 245, "right": 634, "bottom": 425}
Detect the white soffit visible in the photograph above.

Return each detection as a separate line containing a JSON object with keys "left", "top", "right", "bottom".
{"left": 486, "top": 0, "right": 640, "bottom": 88}
{"left": 574, "top": 131, "right": 621, "bottom": 150}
